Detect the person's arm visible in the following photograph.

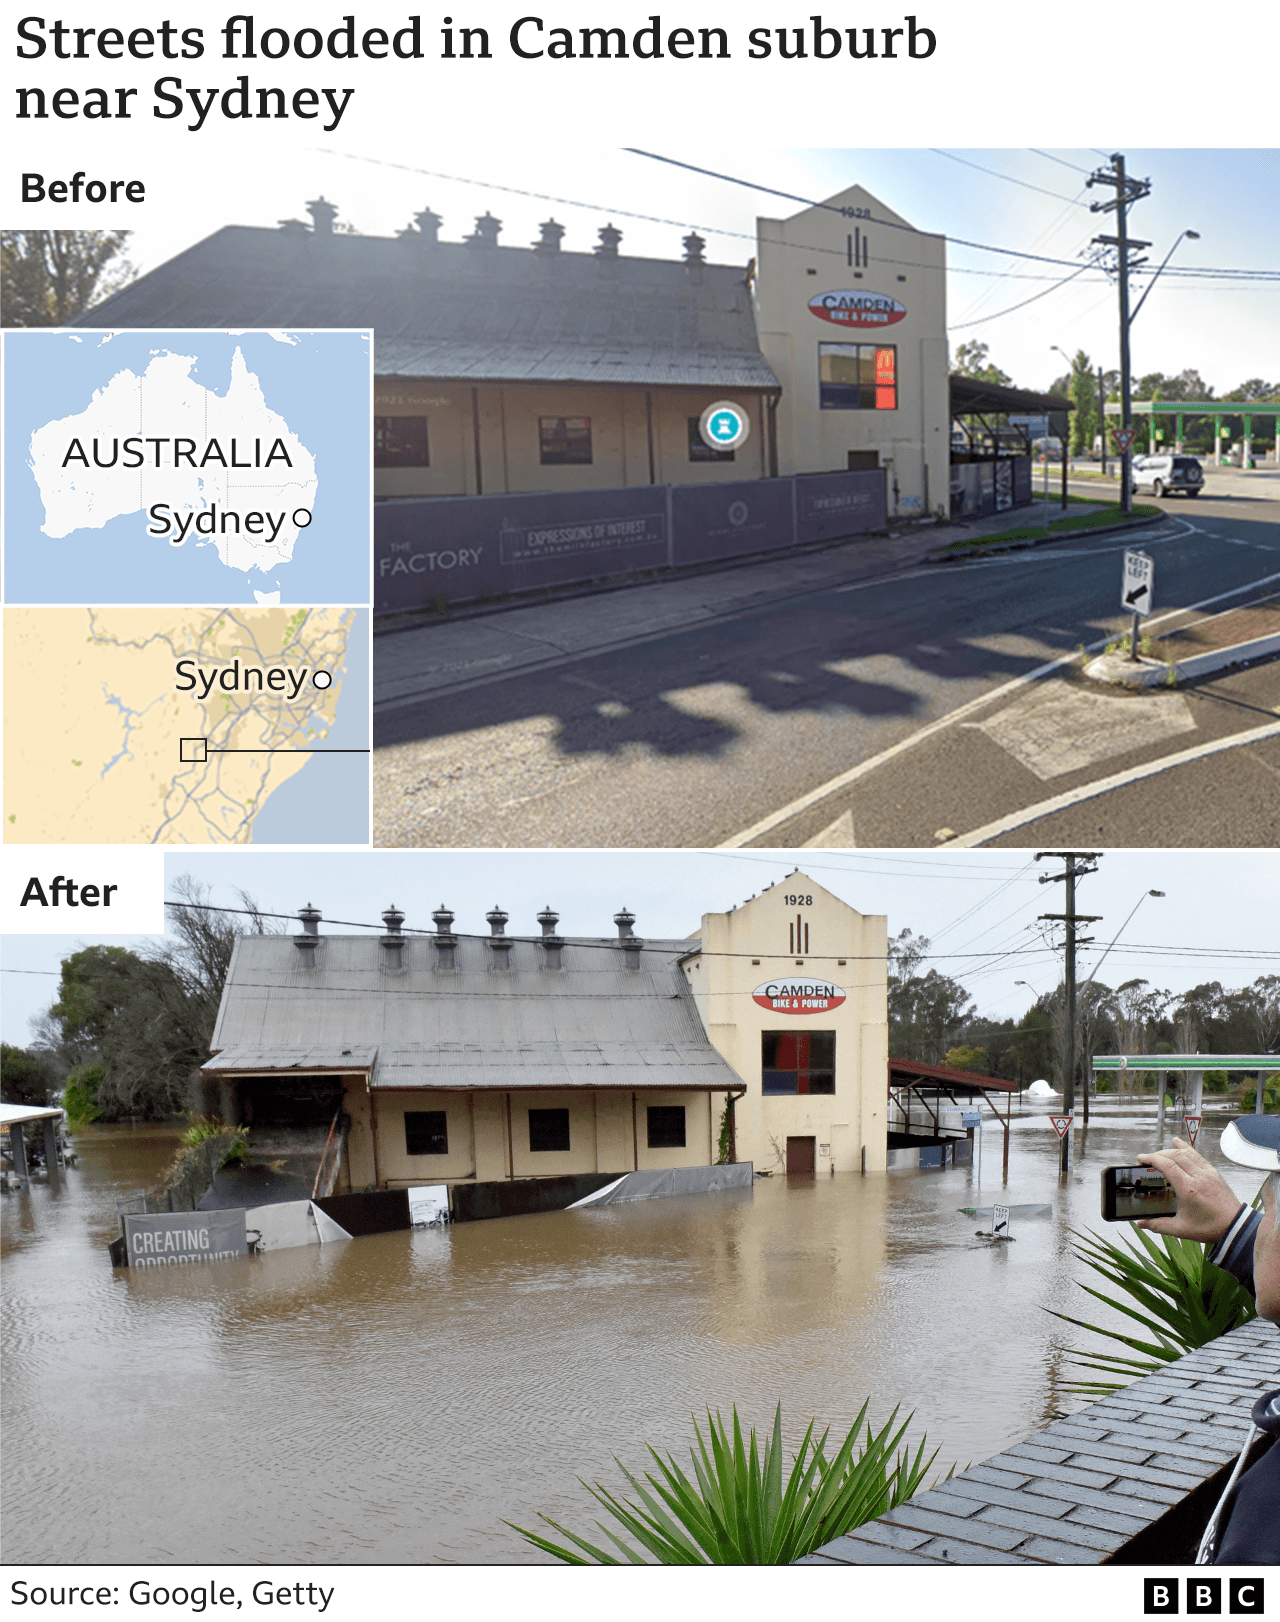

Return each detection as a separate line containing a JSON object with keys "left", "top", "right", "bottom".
{"left": 1205, "top": 1205, "right": 1259, "bottom": 1298}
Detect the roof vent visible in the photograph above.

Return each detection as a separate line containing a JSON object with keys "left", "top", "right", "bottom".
{"left": 413, "top": 206, "right": 442, "bottom": 245}
{"left": 466, "top": 211, "right": 502, "bottom": 248}
{"left": 486, "top": 904, "right": 513, "bottom": 960}
{"left": 595, "top": 223, "right": 623, "bottom": 259}
{"left": 295, "top": 903, "right": 322, "bottom": 956}
{"left": 431, "top": 904, "right": 457, "bottom": 968}
{"left": 538, "top": 905, "right": 564, "bottom": 963}
{"left": 614, "top": 907, "right": 643, "bottom": 967}
{"left": 306, "top": 196, "right": 338, "bottom": 236}
{"left": 682, "top": 231, "right": 706, "bottom": 266}
{"left": 381, "top": 904, "right": 406, "bottom": 962}
{"left": 278, "top": 217, "right": 309, "bottom": 236}
{"left": 534, "top": 218, "right": 565, "bottom": 253}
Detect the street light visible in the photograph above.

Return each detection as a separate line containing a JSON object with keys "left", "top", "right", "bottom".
{"left": 1079, "top": 890, "right": 1165, "bottom": 1119}
{"left": 1129, "top": 231, "right": 1200, "bottom": 326}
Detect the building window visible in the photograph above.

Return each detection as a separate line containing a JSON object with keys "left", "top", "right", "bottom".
{"left": 818, "top": 344, "right": 897, "bottom": 411}
{"left": 375, "top": 415, "right": 429, "bottom": 468}
{"left": 647, "top": 1105, "right": 687, "bottom": 1149}
{"left": 404, "top": 1110, "right": 448, "bottom": 1155}
{"left": 528, "top": 1108, "right": 571, "bottom": 1152}
{"left": 761, "top": 1032, "right": 836, "bottom": 1095}
{"left": 688, "top": 417, "right": 735, "bottom": 463}
{"left": 539, "top": 417, "right": 593, "bottom": 465}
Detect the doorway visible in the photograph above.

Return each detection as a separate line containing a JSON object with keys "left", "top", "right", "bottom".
{"left": 786, "top": 1136, "right": 816, "bottom": 1176}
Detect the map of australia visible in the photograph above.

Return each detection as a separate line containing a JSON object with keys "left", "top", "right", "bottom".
{"left": 3, "top": 330, "right": 371, "bottom": 606}
{"left": 3, "top": 606, "right": 368, "bottom": 845}
{"left": 28, "top": 347, "right": 318, "bottom": 577}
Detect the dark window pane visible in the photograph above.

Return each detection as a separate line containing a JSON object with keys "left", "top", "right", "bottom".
{"left": 404, "top": 1110, "right": 448, "bottom": 1155}
{"left": 761, "top": 1030, "right": 835, "bottom": 1095}
{"left": 375, "top": 415, "right": 429, "bottom": 468}
{"left": 688, "top": 417, "right": 735, "bottom": 463}
{"left": 818, "top": 344, "right": 896, "bottom": 412}
{"left": 647, "top": 1105, "right": 687, "bottom": 1148}
{"left": 528, "top": 1107, "right": 571, "bottom": 1152}
{"left": 539, "top": 416, "right": 593, "bottom": 465}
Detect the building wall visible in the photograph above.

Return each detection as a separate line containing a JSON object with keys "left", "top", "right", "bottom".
{"left": 374, "top": 381, "right": 772, "bottom": 499}
{"left": 754, "top": 184, "right": 949, "bottom": 518}
{"left": 342, "top": 1082, "right": 717, "bottom": 1188}
{"left": 683, "top": 874, "right": 888, "bottom": 1174}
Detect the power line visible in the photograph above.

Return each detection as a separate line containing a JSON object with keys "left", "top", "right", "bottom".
{"left": 1030, "top": 150, "right": 1094, "bottom": 176}
{"left": 930, "top": 149, "right": 1089, "bottom": 207}
{"left": 950, "top": 261, "right": 1097, "bottom": 329}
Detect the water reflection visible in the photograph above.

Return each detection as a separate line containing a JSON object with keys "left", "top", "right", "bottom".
{"left": 1, "top": 1109, "right": 1262, "bottom": 1564}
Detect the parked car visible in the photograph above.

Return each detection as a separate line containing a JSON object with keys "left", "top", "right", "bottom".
{"left": 1130, "top": 453, "right": 1204, "bottom": 497}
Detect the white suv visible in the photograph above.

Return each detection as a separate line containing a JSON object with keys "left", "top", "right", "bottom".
{"left": 1131, "top": 454, "right": 1204, "bottom": 498}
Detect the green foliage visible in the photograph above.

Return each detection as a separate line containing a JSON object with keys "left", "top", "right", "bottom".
{"left": 509, "top": 1402, "right": 943, "bottom": 1565}
{"left": 715, "top": 1099, "right": 735, "bottom": 1165}
{"left": 1051, "top": 1226, "right": 1256, "bottom": 1397}
{"left": 943, "top": 1045, "right": 989, "bottom": 1074}
{"left": 1, "top": 1042, "right": 57, "bottom": 1107}
{"left": 0, "top": 230, "right": 135, "bottom": 325}
{"left": 181, "top": 1114, "right": 248, "bottom": 1162}
{"left": 62, "top": 1062, "right": 104, "bottom": 1127}
{"left": 953, "top": 340, "right": 1012, "bottom": 387}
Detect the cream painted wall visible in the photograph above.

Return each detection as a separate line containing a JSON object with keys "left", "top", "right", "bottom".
{"left": 374, "top": 1089, "right": 477, "bottom": 1187}
{"left": 684, "top": 872, "right": 889, "bottom": 1174}
{"left": 373, "top": 381, "right": 770, "bottom": 498}
{"left": 753, "top": 184, "right": 949, "bottom": 518}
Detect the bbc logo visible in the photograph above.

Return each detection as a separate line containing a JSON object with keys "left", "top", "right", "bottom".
{"left": 1145, "top": 1578, "right": 1265, "bottom": 1615}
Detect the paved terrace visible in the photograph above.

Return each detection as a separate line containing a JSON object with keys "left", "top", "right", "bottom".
{"left": 800, "top": 1317, "right": 1278, "bottom": 1565}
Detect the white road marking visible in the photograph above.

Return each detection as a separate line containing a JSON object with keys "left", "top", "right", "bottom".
{"left": 802, "top": 809, "right": 856, "bottom": 849}
{"left": 948, "top": 721, "right": 1280, "bottom": 848}
{"left": 966, "top": 687, "right": 1197, "bottom": 781}
{"left": 721, "top": 567, "right": 1280, "bottom": 847}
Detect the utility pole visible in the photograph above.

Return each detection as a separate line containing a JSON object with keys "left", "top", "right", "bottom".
{"left": 1037, "top": 851, "right": 1102, "bottom": 1175}
{"left": 1088, "top": 155, "right": 1151, "bottom": 517}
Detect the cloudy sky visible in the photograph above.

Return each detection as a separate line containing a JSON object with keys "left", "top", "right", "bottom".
{"left": 103, "top": 146, "right": 1278, "bottom": 399}
{"left": 4, "top": 847, "right": 1277, "bottom": 1046}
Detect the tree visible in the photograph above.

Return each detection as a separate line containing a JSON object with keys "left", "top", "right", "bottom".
{"left": 1067, "top": 349, "right": 1097, "bottom": 457}
{"left": 1, "top": 230, "right": 135, "bottom": 326}
{"left": 1, "top": 1044, "right": 57, "bottom": 1107}
{"left": 953, "top": 341, "right": 1012, "bottom": 387}
{"left": 943, "top": 1045, "right": 989, "bottom": 1074}
{"left": 1223, "top": 379, "right": 1279, "bottom": 404}
{"left": 31, "top": 876, "right": 282, "bottom": 1120}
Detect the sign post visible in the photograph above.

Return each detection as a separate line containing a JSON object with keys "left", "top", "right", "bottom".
{"left": 992, "top": 1204, "right": 1011, "bottom": 1240}
{"left": 1121, "top": 549, "right": 1154, "bottom": 662}
{"left": 1050, "top": 1114, "right": 1073, "bottom": 1169}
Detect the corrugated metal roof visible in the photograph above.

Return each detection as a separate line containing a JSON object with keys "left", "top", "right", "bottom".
{"left": 75, "top": 227, "right": 779, "bottom": 390}
{"left": 208, "top": 933, "right": 744, "bottom": 1092}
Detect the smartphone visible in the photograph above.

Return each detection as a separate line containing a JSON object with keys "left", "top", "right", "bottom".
{"left": 1101, "top": 1165, "right": 1179, "bottom": 1222}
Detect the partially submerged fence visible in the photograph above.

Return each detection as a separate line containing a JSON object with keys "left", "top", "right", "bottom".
{"left": 374, "top": 469, "right": 887, "bottom": 613}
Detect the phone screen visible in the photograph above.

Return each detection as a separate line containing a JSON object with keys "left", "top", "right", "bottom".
{"left": 1102, "top": 1165, "right": 1178, "bottom": 1222}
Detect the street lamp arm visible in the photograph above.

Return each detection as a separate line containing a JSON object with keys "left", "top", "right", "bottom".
{"left": 1081, "top": 890, "right": 1164, "bottom": 992}
{"left": 1129, "top": 231, "right": 1199, "bottom": 327}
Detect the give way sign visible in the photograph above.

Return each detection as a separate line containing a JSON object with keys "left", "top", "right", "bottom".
{"left": 1112, "top": 426, "right": 1138, "bottom": 453}
{"left": 1185, "top": 1114, "right": 1202, "bottom": 1146}
{"left": 1050, "top": 1114, "right": 1073, "bottom": 1139}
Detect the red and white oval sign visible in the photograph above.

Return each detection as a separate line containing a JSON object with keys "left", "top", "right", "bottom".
{"left": 752, "top": 980, "right": 846, "bottom": 1015}
{"left": 808, "top": 290, "right": 906, "bottom": 328}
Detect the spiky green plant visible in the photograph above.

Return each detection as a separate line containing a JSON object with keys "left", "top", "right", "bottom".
{"left": 1052, "top": 1226, "right": 1256, "bottom": 1396}
{"left": 508, "top": 1402, "right": 944, "bottom": 1565}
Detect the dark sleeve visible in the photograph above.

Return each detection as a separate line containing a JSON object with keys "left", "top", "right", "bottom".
{"left": 1207, "top": 1205, "right": 1259, "bottom": 1299}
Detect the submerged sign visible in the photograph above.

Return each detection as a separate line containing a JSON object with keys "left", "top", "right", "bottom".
{"left": 808, "top": 291, "right": 907, "bottom": 328}
{"left": 752, "top": 980, "right": 846, "bottom": 1014}
{"left": 123, "top": 1209, "right": 248, "bottom": 1267}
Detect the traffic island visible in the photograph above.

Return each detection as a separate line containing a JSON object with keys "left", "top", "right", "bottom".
{"left": 1085, "top": 597, "right": 1280, "bottom": 689}
{"left": 930, "top": 502, "right": 1163, "bottom": 562}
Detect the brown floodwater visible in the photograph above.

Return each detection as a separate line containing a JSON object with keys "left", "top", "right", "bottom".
{"left": 0, "top": 1108, "right": 1261, "bottom": 1565}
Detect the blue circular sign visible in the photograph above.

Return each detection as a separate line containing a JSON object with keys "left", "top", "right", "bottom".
{"left": 699, "top": 400, "right": 750, "bottom": 451}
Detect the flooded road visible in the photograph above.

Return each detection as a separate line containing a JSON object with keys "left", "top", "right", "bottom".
{"left": 1, "top": 1108, "right": 1261, "bottom": 1565}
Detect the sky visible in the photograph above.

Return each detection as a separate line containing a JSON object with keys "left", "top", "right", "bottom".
{"left": 4, "top": 847, "right": 1277, "bottom": 1048}
{"left": 104, "top": 146, "right": 1280, "bottom": 398}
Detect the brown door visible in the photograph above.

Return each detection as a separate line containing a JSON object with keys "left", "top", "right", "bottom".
{"left": 786, "top": 1136, "right": 816, "bottom": 1176}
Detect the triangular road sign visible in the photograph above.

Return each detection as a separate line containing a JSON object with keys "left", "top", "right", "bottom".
{"left": 1185, "top": 1114, "right": 1202, "bottom": 1146}
{"left": 1112, "top": 427, "right": 1138, "bottom": 453}
{"left": 1050, "top": 1114, "right": 1073, "bottom": 1139}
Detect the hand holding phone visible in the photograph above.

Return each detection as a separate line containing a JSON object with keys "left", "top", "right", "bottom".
{"left": 1133, "top": 1139, "right": 1244, "bottom": 1241}
{"left": 1102, "top": 1165, "right": 1178, "bottom": 1222}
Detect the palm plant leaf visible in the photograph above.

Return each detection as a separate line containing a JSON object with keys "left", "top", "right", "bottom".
{"left": 1051, "top": 1225, "right": 1256, "bottom": 1395}
{"left": 509, "top": 1401, "right": 945, "bottom": 1565}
